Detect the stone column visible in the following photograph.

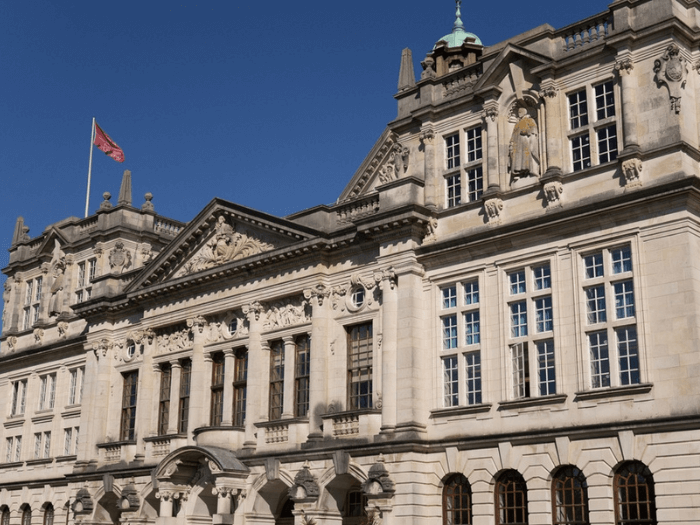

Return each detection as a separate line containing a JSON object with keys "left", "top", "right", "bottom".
{"left": 242, "top": 302, "right": 263, "bottom": 448}
{"left": 214, "top": 487, "right": 233, "bottom": 515}
{"left": 421, "top": 126, "right": 438, "bottom": 209}
{"left": 539, "top": 83, "right": 563, "bottom": 177}
{"left": 482, "top": 101, "right": 500, "bottom": 187}
{"left": 303, "top": 286, "right": 330, "bottom": 439}
{"left": 167, "top": 361, "right": 182, "bottom": 434}
{"left": 221, "top": 349, "right": 236, "bottom": 426}
{"left": 379, "top": 269, "right": 398, "bottom": 433}
{"left": 615, "top": 57, "right": 639, "bottom": 153}
{"left": 187, "top": 318, "right": 208, "bottom": 431}
{"left": 282, "top": 336, "right": 296, "bottom": 418}
{"left": 156, "top": 490, "right": 174, "bottom": 518}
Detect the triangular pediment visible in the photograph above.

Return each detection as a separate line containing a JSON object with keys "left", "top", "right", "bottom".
{"left": 126, "top": 199, "right": 320, "bottom": 290}
{"left": 474, "top": 44, "right": 551, "bottom": 95}
{"left": 35, "top": 228, "right": 70, "bottom": 260}
{"left": 338, "top": 128, "right": 409, "bottom": 203}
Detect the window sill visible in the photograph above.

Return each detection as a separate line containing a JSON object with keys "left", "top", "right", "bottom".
{"left": 143, "top": 433, "right": 186, "bottom": 442}
{"left": 31, "top": 412, "right": 55, "bottom": 424}
{"left": 26, "top": 458, "right": 53, "bottom": 466}
{"left": 56, "top": 455, "right": 77, "bottom": 463}
{"left": 96, "top": 440, "right": 136, "bottom": 448}
{"left": 255, "top": 417, "right": 309, "bottom": 429}
{"left": 193, "top": 426, "right": 245, "bottom": 437}
{"left": 430, "top": 403, "right": 492, "bottom": 419}
{"left": 3, "top": 417, "right": 25, "bottom": 429}
{"left": 0, "top": 461, "right": 23, "bottom": 469}
{"left": 574, "top": 383, "right": 652, "bottom": 401}
{"left": 498, "top": 394, "right": 567, "bottom": 411}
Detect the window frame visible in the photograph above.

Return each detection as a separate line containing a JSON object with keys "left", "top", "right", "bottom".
{"left": 157, "top": 364, "right": 172, "bottom": 436}
{"left": 120, "top": 371, "right": 139, "bottom": 441}
{"left": 232, "top": 349, "right": 247, "bottom": 427}
{"left": 495, "top": 470, "right": 528, "bottom": 525}
{"left": 178, "top": 359, "right": 192, "bottom": 434}
{"left": 442, "top": 473, "right": 473, "bottom": 525}
{"left": 613, "top": 461, "right": 657, "bottom": 525}
{"left": 347, "top": 322, "right": 374, "bottom": 411}
{"left": 551, "top": 465, "right": 589, "bottom": 525}
{"left": 269, "top": 340, "right": 285, "bottom": 421}
{"left": 210, "top": 352, "right": 225, "bottom": 426}
{"left": 443, "top": 125, "right": 485, "bottom": 209}
{"left": 294, "top": 335, "right": 311, "bottom": 418}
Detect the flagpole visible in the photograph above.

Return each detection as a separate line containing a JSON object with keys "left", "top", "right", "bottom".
{"left": 84, "top": 117, "right": 96, "bottom": 218}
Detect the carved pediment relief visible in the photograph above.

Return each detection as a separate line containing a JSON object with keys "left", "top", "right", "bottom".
{"left": 338, "top": 130, "right": 410, "bottom": 203}
{"left": 262, "top": 296, "right": 310, "bottom": 331}
{"left": 173, "top": 216, "right": 274, "bottom": 278}
{"left": 155, "top": 323, "right": 193, "bottom": 355}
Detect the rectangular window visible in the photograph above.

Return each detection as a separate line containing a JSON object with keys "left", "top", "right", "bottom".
{"left": 88, "top": 259, "right": 97, "bottom": 282}
{"left": 77, "top": 263, "right": 85, "bottom": 288}
{"left": 617, "top": 326, "right": 640, "bottom": 385}
{"left": 25, "top": 281, "right": 33, "bottom": 306}
{"left": 269, "top": 341, "right": 285, "bottom": 420}
{"left": 571, "top": 134, "right": 591, "bottom": 171}
{"left": 38, "top": 374, "right": 56, "bottom": 411}
{"left": 611, "top": 246, "right": 632, "bottom": 274}
{"left": 511, "top": 342, "right": 530, "bottom": 399}
{"left": 614, "top": 280, "right": 635, "bottom": 319}
{"left": 446, "top": 174, "right": 461, "bottom": 208}
{"left": 295, "top": 335, "right": 310, "bottom": 418}
{"left": 597, "top": 124, "right": 618, "bottom": 164}
{"left": 466, "top": 167, "right": 483, "bottom": 202}
{"left": 510, "top": 301, "right": 528, "bottom": 338}
{"left": 537, "top": 340, "right": 556, "bottom": 396}
{"left": 535, "top": 297, "right": 553, "bottom": 333}
{"left": 23, "top": 308, "right": 30, "bottom": 330}
{"left": 533, "top": 265, "right": 551, "bottom": 290}
{"left": 11, "top": 380, "right": 27, "bottom": 416}
{"left": 442, "top": 315, "right": 458, "bottom": 349}
{"left": 464, "top": 311, "right": 480, "bottom": 345}
{"left": 178, "top": 359, "right": 191, "bottom": 434}
{"left": 68, "top": 367, "right": 84, "bottom": 405}
{"left": 446, "top": 133, "right": 460, "bottom": 169}
{"left": 585, "top": 285, "right": 607, "bottom": 324}
{"left": 584, "top": 253, "right": 604, "bottom": 279}
{"left": 464, "top": 280, "right": 479, "bottom": 305}
{"left": 120, "top": 371, "right": 138, "bottom": 441}
{"left": 34, "top": 433, "right": 41, "bottom": 459}
{"left": 589, "top": 331, "right": 610, "bottom": 388}
{"left": 509, "top": 270, "right": 526, "bottom": 295}
{"left": 63, "top": 428, "right": 73, "bottom": 456}
{"left": 210, "top": 353, "right": 225, "bottom": 426}
{"left": 465, "top": 352, "right": 482, "bottom": 405}
{"left": 347, "top": 322, "right": 373, "bottom": 410}
{"left": 232, "top": 350, "right": 248, "bottom": 427}
{"left": 595, "top": 81, "right": 615, "bottom": 120}
{"left": 442, "top": 285, "right": 457, "bottom": 309}
{"left": 158, "top": 365, "right": 171, "bottom": 436}
{"left": 466, "top": 126, "right": 482, "bottom": 162}
{"left": 569, "top": 89, "right": 589, "bottom": 129}
{"left": 443, "top": 356, "right": 459, "bottom": 407}
{"left": 34, "top": 432, "right": 50, "bottom": 459}
{"left": 74, "top": 427, "right": 79, "bottom": 455}
{"left": 34, "top": 277, "right": 42, "bottom": 302}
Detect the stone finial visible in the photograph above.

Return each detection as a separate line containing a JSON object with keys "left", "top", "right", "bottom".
{"left": 100, "top": 192, "right": 113, "bottom": 210}
{"left": 398, "top": 48, "right": 415, "bottom": 91}
{"left": 141, "top": 192, "right": 155, "bottom": 213}
{"left": 11, "top": 216, "right": 29, "bottom": 245}
{"left": 118, "top": 170, "right": 132, "bottom": 206}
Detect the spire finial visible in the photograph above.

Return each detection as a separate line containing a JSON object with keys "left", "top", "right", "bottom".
{"left": 453, "top": 0, "right": 465, "bottom": 33}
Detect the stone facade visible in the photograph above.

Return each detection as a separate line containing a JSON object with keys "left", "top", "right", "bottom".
{"left": 2, "top": 1, "right": 700, "bottom": 524}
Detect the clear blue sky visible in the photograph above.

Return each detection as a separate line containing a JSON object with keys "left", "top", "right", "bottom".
{"left": 0, "top": 0, "right": 611, "bottom": 273}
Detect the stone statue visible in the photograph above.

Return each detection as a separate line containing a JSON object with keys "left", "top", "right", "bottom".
{"left": 509, "top": 107, "right": 540, "bottom": 178}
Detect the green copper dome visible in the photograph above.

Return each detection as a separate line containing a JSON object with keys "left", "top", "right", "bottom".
{"left": 434, "top": 1, "right": 482, "bottom": 49}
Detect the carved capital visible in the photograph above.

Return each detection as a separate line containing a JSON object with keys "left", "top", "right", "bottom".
{"left": 423, "top": 217, "right": 438, "bottom": 243}
{"left": 187, "top": 315, "right": 208, "bottom": 333}
{"left": 621, "top": 158, "right": 643, "bottom": 188}
{"left": 376, "top": 268, "right": 397, "bottom": 290}
{"left": 481, "top": 104, "right": 499, "bottom": 122}
{"left": 303, "top": 284, "right": 331, "bottom": 307}
{"left": 420, "top": 127, "right": 435, "bottom": 145}
{"left": 41, "top": 262, "right": 51, "bottom": 274}
{"left": 615, "top": 58, "right": 634, "bottom": 76}
{"left": 242, "top": 301, "right": 263, "bottom": 321}
{"left": 539, "top": 86, "right": 559, "bottom": 99}
{"left": 92, "top": 338, "right": 113, "bottom": 359}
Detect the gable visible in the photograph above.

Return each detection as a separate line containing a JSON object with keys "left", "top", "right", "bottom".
{"left": 127, "top": 199, "right": 320, "bottom": 290}
{"left": 474, "top": 44, "right": 551, "bottom": 96}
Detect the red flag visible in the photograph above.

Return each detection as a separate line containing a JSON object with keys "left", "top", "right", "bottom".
{"left": 94, "top": 122, "right": 125, "bottom": 163}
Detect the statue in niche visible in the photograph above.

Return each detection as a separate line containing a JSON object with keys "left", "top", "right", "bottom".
{"left": 49, "top": 240, "right": 66, "bottom": 316}
{"left": 509, "top": 107, "right": 540, "bottom": 180}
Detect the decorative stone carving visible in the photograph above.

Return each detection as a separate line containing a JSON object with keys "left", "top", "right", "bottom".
{"left": 263, "top": 298, "right": 310, "bottom": 331}
{"left": 92, "top": 338, "right": 113, "bottom": 358}
{"left": 7, "top": 336, "right": 18, "bottom": 352}
{"left": 376, "top": 268, "right": 397, "bottom": 290}
{"left": 118, "top": 483, "right": 140, "bottom": 511}
{"left": 303, "top": 284, "right": 331, "bottom": 306}
{"left": 187, "top": 316, "right": 208, "bottom": 333}
{"left": 33, "top": 328, "right": 44, "bottom": 344}
{"left": 362, "top": 457, "right": 396, "bottom": 495}
{"left": 622, "top": 158, "right": 643, "bottom": 188}
{"left": 141, "top": 192, "right": 154, "bottom": 213}
{"left": 543, "top": 180, "right": 564, "bottom": 209}
{"left": 330, "top": 286, "right": 347, "bottom": 310}
{"left": 288, "top": 465, "right": 320, "bottom": 502}
{"left": 299, "top": 510, "right": 317, "bottom": 525}
{"left": 509, "top": 106, "right": 540, "bottom": 179}
{"left": 109, "top": 241, "right": 132, "bottom": 273}
{"left": 420, "top": 56, "right": 436, "bottom": 79}
{"left": 420, "top": 127, "right": 435, "bottom": 145}
{"left": 128, "top": 329, "right": 155, "bottom": 346}
{"left": 242, "top": 301, "right": 263, "bottom": 321}
{"left": 175, "top": 216, "right": 274, "bottom": 277}
{"left": 482, "top": 104, "right": 498, "bottom": 122}
{"left": 654, "top": 43, "right": 687, "bottom": 114}
{"left": 49, "top": 240, "right": 66, "bottom": 317}
{"left": 615, "top": 58, "right": 634, "bottom": 76}
{"left": 99, "top": 192, "right": 113, "bottom": 210}
{"left": 443, "top": 67, "right": 482, "bottom": 98}
{"left": 72, "top": 487, "right": 94, "bottom": 514}
{"left": 378, "top": 142, "right": 410, "bottom": 185}
{"left": 539, "top": 86, "right": 559, "bottom": 99}
{"left": 366, "top": 507, "right": 383, "bottom": 525}
{"left": 375, "top": 391, "right": 383, "bottom": 409}
{"left": 156, "top": 326, "right": 193, "bottom": 354}
{"left": 57, "top": 321, "right": 69, "bottom": 338}
{"left": 423, "top": 217, "right": 439, "bottom": 243}
{"left": 483, "top": 196, "right": 504, "bottom": 224}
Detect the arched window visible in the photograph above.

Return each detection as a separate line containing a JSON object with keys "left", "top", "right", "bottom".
{"left": 552, "top": 466, "right": 589, "bottom": 525}
{"left": 495, "top": 470, "right": 528, "bottom": 525}
{"left": 22, "top": 506, "right": 32, "bottom": 525}
{"left": 443, "top": 474, "right": 472, "bottom": 525}
{"left": 1, "top": 506, "right": 10, "bottom": 525}
{"left": 614, "top": 462, "right": 657, "bottom": 525}
{"left": 43, "top": 505, "right": 54, "bottom": 525}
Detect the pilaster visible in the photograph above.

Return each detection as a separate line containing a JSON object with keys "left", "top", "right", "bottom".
{"left": 282, "top": 336, "right": 296, "bottom": 419}
{"left": 167, "top": 362, "right": 183, "bottom": 434}
{"left": 379, "top": 270, "right": 398, "bottom": 433}
{"left": 421, "top": 126, "right": 438, "bottom": 210}
{"left": 482, "top": 100, "right": 500, "bottom": 187}
{"left": 303, "top": 286, "right": 330, "bottom": 438}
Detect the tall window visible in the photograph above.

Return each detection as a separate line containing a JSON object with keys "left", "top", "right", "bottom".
{"left": 269, "top": 340, "right": 285, "bottom": 420}
{"left": 158, "top": 365, "right": 171, "bottom": 435}
{"left": 446, "top": 133, "right": 460, "bottom": 170}
{"left": 295, "top": 335, "right": 311, "bottom": 417}
{"left": 63, "top": 427, "right": 79, "bottom": 456}
{"left": 1, "top": 506, "right": 9, "bottom": 525}
{"left": 552, "top": 466, "right": 589, "bottom": 525}
{"left": 43, "top": 504, "right": 54, "bottom": 525}
{"left": 465, "top": 126, "right": 483, "bottom": 202}
{"left": 496, "top": 470, "right": 528, "bottom": 525}
{"left": 347, "top": 322, "right": 373, "bottom": 410}
{"left": 614, "top": 462, "right": 656, "bottom": 525}
{"left": 22, "top": 277, "right": 42, "bottom": 329}
{"left": 210, "top": 353, "right": 225, "bottom": 426}
{"left": 68, "top": 367, "right": 84, "bottom": 405}
{"left": 568, "top": 80, "right": 617, "bottom": 172}
{"left": 507, "top": 263, "right": 556, "bottom": 399}
{"left": 5, "top": 436, "right": 22, "bottom": 463}
{"left": 120, "top": 371, "right": 138, "bottom": 441}
{"left": 179, "top": 359, "right": 192, "bottom": 434}
{"left": 232, "top": 349, "right": 248, "bottom": 427}
{"left": 75, "top": 258, "right": 96, "bottom": 303}
{"left": 22, "top": 507, "right": 31, "bottom": 525}
{"left": 443, "top": 474, "right": 472, "bottom": 525}
{"left": 439, "top": 279, "right": 482, "bottom": 407}
{"left": 33, "top": 431, "right": 51, "bottom": 459}
{"left": 582, "top": 245, "right": 639, "bottom": 389}
{"left": 11, "top": 379, "right": 27, "bottom": 416}
{"left": 444, "top": 127, "right": 483, "bottom": 208}
{"left": 38, "top": 373, "right": 56, "bottom": 411}
{"left": 446, "top": 174, "right": 462, "bottom": 208}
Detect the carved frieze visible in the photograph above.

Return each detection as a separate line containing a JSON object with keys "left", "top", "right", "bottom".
{"left": 242, "top": 301, "right": 264, "bottom": 321}
{"left": 263, "top": 298, "right": 310, "bottom": 331}
{"left": 155, "top": 325, "right": 193, "bottom": 355}
{"left": 377, "top": 142, "right": 410, "bottom": 185}
{"left": 174, "top": 216, "right": 274, "bottom": 278}
{"left": 654, "top": 43, "right": 687, "bottom": 114}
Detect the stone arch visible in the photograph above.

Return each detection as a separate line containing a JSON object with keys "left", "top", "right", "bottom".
{"left": 136, "top": 482, "right": 159, "bottom": 521}
{"left": 248, "top": 470, "right": 294, "bottom": 524}
{"left": 319, "top": 468, "right": 368, "bottom": 523}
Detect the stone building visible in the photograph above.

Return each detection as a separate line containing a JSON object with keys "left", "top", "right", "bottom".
{"left": 1, "top": 1, "right": 699, "bottom": 524}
